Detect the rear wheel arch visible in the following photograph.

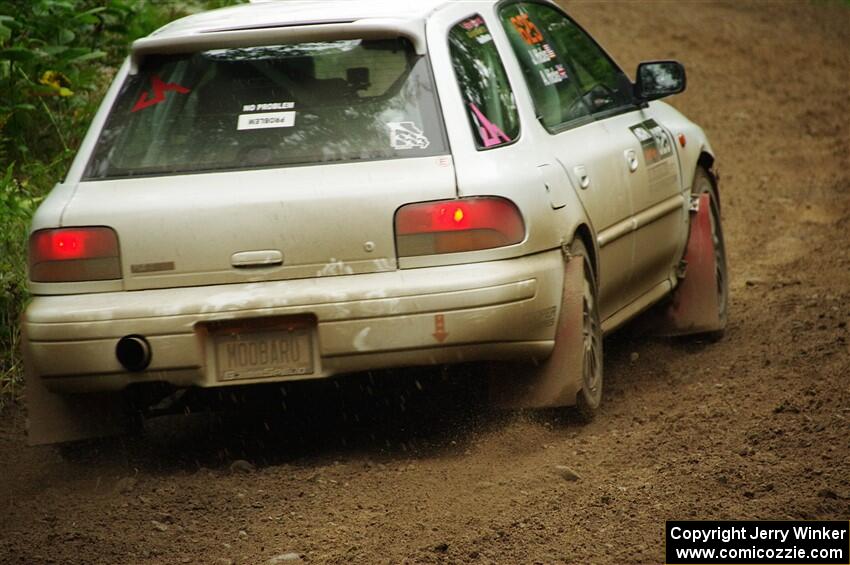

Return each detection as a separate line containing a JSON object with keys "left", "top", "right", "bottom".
{"left": 571, "top": 223, "right": 598, "bottom": 281}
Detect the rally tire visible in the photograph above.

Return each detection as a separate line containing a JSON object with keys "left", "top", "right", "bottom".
{"left": 571, "top": 238, "right": 603, "bottom": 421}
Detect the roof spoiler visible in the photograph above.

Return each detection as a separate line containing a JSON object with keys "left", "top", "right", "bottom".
{"left": 130, "top": 18, "right": 426, "bottom": 73}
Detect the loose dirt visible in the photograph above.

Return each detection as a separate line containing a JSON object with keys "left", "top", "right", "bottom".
{"left": 1, "top": 2, "right": 849, "bottom": 563}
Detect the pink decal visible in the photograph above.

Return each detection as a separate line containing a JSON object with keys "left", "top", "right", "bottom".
{"left": 132, "top": 75, "right": 191, "bottom": 113}
{"left": 469, "top": 103, "right": 511, "bottom": 147}
{"left": 460, "top": 16, "right": 485, "bottom": 31}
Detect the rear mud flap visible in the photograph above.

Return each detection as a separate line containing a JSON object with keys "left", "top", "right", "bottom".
{"left": 489, "top": 254, "right": 584, "bottom": 409}
{"left": 23, "top": 332, "right": 128, "bottom": 446}
{"left": 656, "top": 192, "right": 723, "bottom": 335}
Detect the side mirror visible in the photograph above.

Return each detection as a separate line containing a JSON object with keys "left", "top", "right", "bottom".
{"left": 634, "top": 61, "right": 686, "bottom": 102}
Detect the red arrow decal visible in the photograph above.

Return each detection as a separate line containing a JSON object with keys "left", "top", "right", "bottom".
{"left": 132, "top": 75, "right": 191, "bottom": 113}
{"left": 432, "top": 314, "right": 448, "bottom": 343}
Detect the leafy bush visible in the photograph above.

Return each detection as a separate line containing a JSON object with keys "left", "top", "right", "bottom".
{"left": 0, "top": 164, "right": 41, "bottom": 406}
{"left": 0, "top": 0, "right": 242, "bottom": 170}
{"left": 0, "top": 0, "right": 244, "bottom": 408}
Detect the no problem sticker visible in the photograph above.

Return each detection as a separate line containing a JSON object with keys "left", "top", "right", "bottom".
{"left": 237, "top": 111, "right": 296, "bottom": 131}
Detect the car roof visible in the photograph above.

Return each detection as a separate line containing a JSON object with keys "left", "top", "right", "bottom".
{"left": 152, "top": 0, "right": 499, "bottom": 38}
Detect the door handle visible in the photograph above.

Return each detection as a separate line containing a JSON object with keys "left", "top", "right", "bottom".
{"left": 231, "top": 249, "right": 283, "bottom": 268}
{"left": 574, "top": 165, "right": 591, "bottom": 189}
{"left": 625, "top": 149, "right": 639, "bottom": 173}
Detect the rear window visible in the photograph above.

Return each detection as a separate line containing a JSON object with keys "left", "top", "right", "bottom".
{"left": 84, "top": 38, "right": 448, "bottom": 179}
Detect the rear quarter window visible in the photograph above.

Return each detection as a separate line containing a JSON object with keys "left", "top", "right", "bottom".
{"left": 448, "top": 15, "right": 520, "bottom": 149}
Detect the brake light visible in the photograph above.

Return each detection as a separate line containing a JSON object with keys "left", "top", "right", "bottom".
{"left": 29, "top": 227, "right": 121, "bottom": 282}
{"left": 395, "top": 197, "right": 525, "bottom": 256}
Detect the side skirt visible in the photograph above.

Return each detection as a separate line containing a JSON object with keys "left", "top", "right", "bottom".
{"left": 601, "top": 279, "right": 672, "bottom": 336}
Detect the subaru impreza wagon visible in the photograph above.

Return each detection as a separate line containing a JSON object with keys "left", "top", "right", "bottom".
{"left": 22, "top": 0, "right": 727, "bottom": 444}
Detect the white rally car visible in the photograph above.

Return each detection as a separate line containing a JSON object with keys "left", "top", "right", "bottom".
{"left": 23, "top": 0, "right": 727, "bottom": 444}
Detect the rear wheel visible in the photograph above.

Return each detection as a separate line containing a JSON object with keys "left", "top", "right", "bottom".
{"left": 571, "top": 239, "right": 603, "bottom": 420}
{"left": 486, "top": 237, "right": 603, "bottom": 418}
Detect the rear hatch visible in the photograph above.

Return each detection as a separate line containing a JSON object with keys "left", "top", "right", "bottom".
{"left": 71, "top": 37, "right": 453, "bottom": 291}
{"left": 65, "top": 158, "right": 454, "bottom": 290}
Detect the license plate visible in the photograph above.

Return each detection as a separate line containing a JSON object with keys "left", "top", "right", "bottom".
{"left": 213, "top": 327, "right": 314, "bottom": 382}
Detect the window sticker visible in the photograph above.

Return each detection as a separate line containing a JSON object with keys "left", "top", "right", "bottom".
{"left": 528, "top": 43, "right": 556, "bottom": 65}
{"left": 131, "top": 75, "right": 191, "bottom": 113}
{"left": 388, "top": 122, "right": 431, "bottom": 150}
{"left": 538, "top": 64, "right": 568, "bottom": 86}
{"left": 469, "top": 103, "right": 511, "bottom": 148}
{"left": 460, "top": 16, "right": 484, "bottom": 32}
{"left": 242, "top": 102, "right": 295, "bottom": 112}
{"left": 237, "top": 111, "right": 296, "bottom": 130}
{"left": 460, "top": 15, "right": 493, "bottom": 44}
{"left": 510, "top": 13, "right": 544, "bottom": 45}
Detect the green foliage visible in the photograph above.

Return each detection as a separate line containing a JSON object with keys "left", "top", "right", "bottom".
{"left": 0, "top": 163, "right": 41, "bottom": 407}
{"left": 0, "top": 0, "right": 242, "bottom": 169}
{"left": 3, "top": 1, "right": 115, "bottom": 168}
{"left": 0, "top": 0, "right": 244, "bottom": 408}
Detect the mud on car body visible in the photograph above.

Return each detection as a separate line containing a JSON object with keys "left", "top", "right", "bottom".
{"left": 22, "top": 0, "right": 727, "bottom": 444}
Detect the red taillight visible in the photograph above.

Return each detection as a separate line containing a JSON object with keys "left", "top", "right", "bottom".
{"left": 29, "top": 227, "right": 121, "bottom": 282}
{"left": 395, "top": 197, "right": 525, "bottom": 257}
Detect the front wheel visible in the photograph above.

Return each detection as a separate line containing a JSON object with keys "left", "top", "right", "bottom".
{"left": 692, "top": 166, "right": 728, "bottom": 338}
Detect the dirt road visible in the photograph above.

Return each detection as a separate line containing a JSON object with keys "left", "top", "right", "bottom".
{"left": 1, "top": 2, "right": 849, "bottom": 563}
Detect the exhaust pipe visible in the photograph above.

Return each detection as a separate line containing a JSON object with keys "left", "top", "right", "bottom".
{"left": 116, "top": 335, "right": 151, "bottom": 372}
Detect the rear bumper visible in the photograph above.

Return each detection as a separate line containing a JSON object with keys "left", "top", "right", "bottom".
{"left": 23, "top": 250, "right": 564, "bottom": 393}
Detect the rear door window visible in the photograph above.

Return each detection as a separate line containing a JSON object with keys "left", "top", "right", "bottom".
{"left": 448, "top": 15, "right": 520, "bottom": 149}
{"left": 84, "top": 38, "right": 448, "bottom": 180}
